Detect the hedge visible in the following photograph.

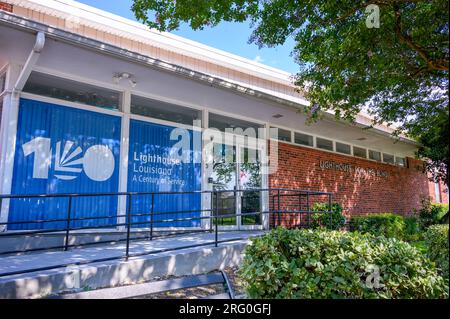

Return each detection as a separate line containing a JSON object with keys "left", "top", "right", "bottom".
{"left": 349, "top": 213, "right": 406, "bottom": 240}
{"left": 310, "top": 202, "right": 346, "bottom": 230}
{"left": 240, "top": 228, "right": 448, "bottom": 299}
{"left": 423, "top": 224, "right": 449, "bottom": 280}
{"left": 403, "top": 216, "right": 422, "bottom": 242}
{"left": 418, "top": 199, "right": 449, "bottom": 228}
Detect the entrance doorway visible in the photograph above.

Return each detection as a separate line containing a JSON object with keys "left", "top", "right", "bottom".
{"left": 208, "top": 138, "right": 266, "bottom": 230}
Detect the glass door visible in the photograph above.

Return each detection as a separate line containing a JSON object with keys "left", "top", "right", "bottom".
{"left": 238, "top": 145, "right": 262, "bottom": 228}
{"left": 211, "top": 142, "right": 237, "bottom": 226}
{"left": 210, "top": 140, "right": 264, "bottom": 229}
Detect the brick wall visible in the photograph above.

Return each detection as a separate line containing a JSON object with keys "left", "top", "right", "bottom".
{"left": 0, "top": 1, "right": 13, "bottom": 12}
{"left": 269, "top": 141, "right": 436, "bottom": 223}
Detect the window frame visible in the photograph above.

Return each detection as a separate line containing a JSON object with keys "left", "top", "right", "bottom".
{"left": 336, "top": 142, "right": 351, "bottom": 155}
{"left": 23, "top": 71, "right": 122, "bottom": 111}
{"left": 353, "top": 146, "right": 368, "bottom": 159}
{"left": 294, "top": 132, "right": 314, "bottom": 147}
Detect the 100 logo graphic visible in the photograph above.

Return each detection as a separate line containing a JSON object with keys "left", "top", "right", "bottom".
{"left": 22, "top": 137, "right": 115, "bottom": 182}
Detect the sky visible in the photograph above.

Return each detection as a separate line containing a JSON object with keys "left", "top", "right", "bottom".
{"left": 76, "top": 0, "right": 299, "bottom": 74}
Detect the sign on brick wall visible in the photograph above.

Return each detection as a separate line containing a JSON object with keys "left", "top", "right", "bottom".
{"left": 319, "top": 160, "right": 389, "bottom": 178}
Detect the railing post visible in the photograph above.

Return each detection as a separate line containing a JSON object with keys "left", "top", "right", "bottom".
{"left": 149, "top": 193, "right": 154, "bottom": 240}
{"left": 328, "top": 194, "right": 333, "bottom": 229}
{"left": 125, "top": 194, "right": 132, "bottom": 259}
{"left": 259, "top": 189, "right": 263, "bottom": 226}
{"left": 307, "top": 192, "right": 310, "bottom": 228}
{"left": 209, "top": 192, "right": 213, "bottom": 233}
{"left": 271, "top": 194, "right": 275, "bottom": 229}
{"left": 215, "top": 191, "right": 218, "bottom": 247}
{"left": 277, "top": 189, "right": 281, "bottom": 227}
{"left": 64, "top": 196, "right": 73, "bottom": 251}
{"left": 235, "top": 188, "right": 238, "bottom": 227}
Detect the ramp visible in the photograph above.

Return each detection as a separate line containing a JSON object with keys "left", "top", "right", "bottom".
{"left": 0, "top": 231, "right": 263, "bottom": 298}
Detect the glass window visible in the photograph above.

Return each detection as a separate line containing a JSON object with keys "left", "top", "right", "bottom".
{"left": 209, "top": 113, "right": 263, "bottom": 138}
{"left": 270, "top": 127, "right": 291, "bottom": 142}
{"left": 435, "top": 182, "right": 441, "bottom": 203}
{"left": 353, "top": 146, "right": 367, "bottom": 158}
{"left": 0, "top": 98, "right": 3, "bottom": 128}
{"left": 23, "top": 72, "right": 121, "bottom": 110}
{"left": 395, "top": 157, "right": 406, "bottom": 167}
{"left": 316, "top": 138, "right": 333, "bottom": 151}
{"left": 383, "top": 153, "right": 395, "bottom": 164}
{"left": 369, "top": 150, "right": 382, "bottom": 162}
{"left": 132, "top": 95, "right": 201, "bottom": 126}
{"left": 294, "top": 132, "right": 313, "bottom": 147}
{"left": 336, "top": 142, "right": 351, "bottom": 154}
{"left": 0, "top": 72, "right": 6, "bottom": 93}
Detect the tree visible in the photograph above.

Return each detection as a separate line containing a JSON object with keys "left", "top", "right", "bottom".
{"left": 132, "top": 0, "right": 449, "bottom": 184}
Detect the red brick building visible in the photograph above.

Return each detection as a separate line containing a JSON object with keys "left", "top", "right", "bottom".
{"left": 0, "top": 0, "right": 447, "bottom": 233}
{"left": 269, "top": 142, "right": 448, "bottom": 219}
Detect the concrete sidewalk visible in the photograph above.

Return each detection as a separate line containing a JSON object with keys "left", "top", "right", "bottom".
{"left": 0, "top": 230, "right": 264, "bottom": 298}
{"left": 0, "top": 231, "right": 264, "bottom": 277}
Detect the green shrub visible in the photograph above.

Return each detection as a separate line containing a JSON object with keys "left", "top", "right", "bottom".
{"left": 310, "top": 202, "right": 346, "bottom": 230}
{"left": 349, "top": 213, "right": 406, "bottom": 240}
{"left": 424, "top": 224, "right": 449, "bottom": 280}
{"left": 404, "top": 216, "right": 422, "bottom": 242}
{"left": 418, "top": 198, "right": 449, "bottom": 228}
{"left": 240, "top": 228, "right": 448, "bottom": 299}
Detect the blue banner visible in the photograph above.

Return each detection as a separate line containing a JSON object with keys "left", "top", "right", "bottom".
{"left": 128, "top": 119, "right": 202, "bottom": 228}
{"left": 9, "top": 99, "right": 121, "bottom": 230}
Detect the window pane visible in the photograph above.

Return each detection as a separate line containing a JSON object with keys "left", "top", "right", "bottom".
{"left": 395, "top": 157, "right": 406, "bottom": 167}
{"left": 294, "top": 132, "right": 313, "bottom": 147}
{"left": 336, "top": 142, "right": 351, "bottom": 154}
{"left": 316, "top": 138, "right": 333, "bottom": 151}
{"left": 24, "top": 72, "right": 121, "bottom": 110}
{"left": 0, "top": 72, "right": 6, "bottom": 93}
{"left": 209, "top": 113, "right": 263, "bottom": 138}
{"left": 353, "top": 147, "right": 367, "bottom": 158}
{"left": 132, "top": 95, "right": 201, "bottom": 126}
{"left": 0, "top": 98, "right": 3, "bottom": 128}
{"left": 369, "top": 150, "right": 381, "bottom": 161}
{"left": 270, "top": 127, "right": 291, "bottom": 142}
{"left": 383, "top": 153, "right": 395, "bottom": 164}
{"left": 435, "top": 182, "right": 441, "bottom": 203}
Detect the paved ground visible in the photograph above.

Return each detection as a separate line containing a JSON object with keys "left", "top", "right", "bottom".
{"left": 48, "top": 267, "right": 246, "bottom": 299}
{"left": 129, "top": 267, "right": 246, "bottom": 299}
{"left": 0, "top": 231, "right": 265, "bottom": 277}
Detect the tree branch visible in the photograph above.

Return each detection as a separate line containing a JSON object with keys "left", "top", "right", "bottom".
{"left": 394, "top": 5, "right": 449, "bottom": 72}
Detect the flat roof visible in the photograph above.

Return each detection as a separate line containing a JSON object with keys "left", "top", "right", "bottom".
{"left": 7, "top": 0, "right": 293, "bottom": 84}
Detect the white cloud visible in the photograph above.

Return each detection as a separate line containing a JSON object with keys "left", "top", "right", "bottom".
{"left": 253, "top": 55, "right": 264, "bottom": 63}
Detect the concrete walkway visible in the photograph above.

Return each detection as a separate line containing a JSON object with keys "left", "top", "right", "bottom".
{"left": 0, "top": 230, "right": 264, "bottom": 278}
{"left": 0, "top": 230, "right": 265, "bottom": 298}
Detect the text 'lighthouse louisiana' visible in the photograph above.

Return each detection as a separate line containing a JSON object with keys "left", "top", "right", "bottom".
{"left": 0, "top": 0, "right": 448, "bottom": 233}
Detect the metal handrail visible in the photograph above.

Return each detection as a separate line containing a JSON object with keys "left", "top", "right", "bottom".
{"left": 0, "top": 188, "right": 332, "bottom": 199}
{"left": 0, "top": 188, "right": 333, "bottom": 276}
